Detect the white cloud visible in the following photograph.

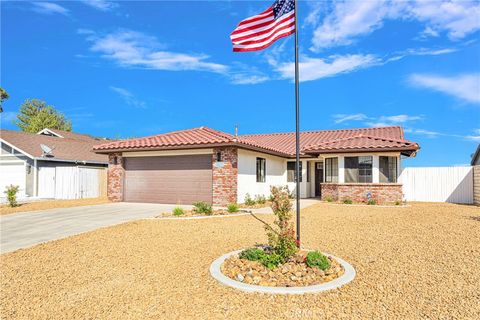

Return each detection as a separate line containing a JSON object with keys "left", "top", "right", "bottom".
{"left": 31, "top": 2, "right": 69, "bottom": 16}
{"left": 110, "top": 86, "right": 146, "bottom": 109}
{"left": 332, "top": 113, "right": 369, "bottom": 124}
{"left": 230, "top": 74, "right": 270, "bottom": 85}
{"left": 408, "top": 73, "right": 480, "bottom": 104}
{"left": 81, "top": 0, "right": 118, "bottom": 11}
{"left": 276, "top": 54, "right": 379, "bottom": 82}
{"left": 310, "top": 0, "right": 480, "bottom": 50}
{"left": 85, "top": 30, "right": 228, "bottom": 74}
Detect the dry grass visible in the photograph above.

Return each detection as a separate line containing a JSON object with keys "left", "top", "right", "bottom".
{"left": 1, "top": 203, "right": 479, "bottom": 319}
{"left": 0, "top": 198, "right": 110, "bottom": 215}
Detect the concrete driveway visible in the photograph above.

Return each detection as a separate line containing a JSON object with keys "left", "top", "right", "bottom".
{"left": 1, "top": 202, "right": 190, "bottom": 253}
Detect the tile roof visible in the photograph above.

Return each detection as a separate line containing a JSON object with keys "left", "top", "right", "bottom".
{"left": 1, "top": 129, "right": 108, "bottom": 163}
{"left": 93, "top": 127, "right": 234, "bottom": 151}
{"left": 94, "top": 126, "right": 419, "bottom": 156}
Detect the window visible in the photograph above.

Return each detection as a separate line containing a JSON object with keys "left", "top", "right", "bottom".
{"left": 325, "top": 158, "right": 338, "bottom": 183}
{"left": 345, "top": 156, "right": 372, "bottom": 183}
{"left": 216, "top": 152, "right": 222, "bottom": 162}
{"left": 287, "top": 161, "right": 302, "bottom": 182}
{"left": 380, "top": 156, "right": 397, "bottom": 183}
{"left": 256, "top": 157, "right": 266, "bottom": 183}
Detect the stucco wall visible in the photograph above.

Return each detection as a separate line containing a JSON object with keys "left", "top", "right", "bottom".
{"left": 474, "top": 165, "right": 480, "bottom": 205}
{"left": 237, "top": 149, "right": 310, "bottom": 203}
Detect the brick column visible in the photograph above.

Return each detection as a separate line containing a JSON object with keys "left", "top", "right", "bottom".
{"left": 212, "top": 147, "right": 237, "bottom": 206}
{"left": 107, "top": 152, "right": 124, "bottom": 202}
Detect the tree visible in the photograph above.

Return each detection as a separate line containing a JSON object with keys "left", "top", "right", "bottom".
{"left": 15, "top": 99, "right": 72, "bottom": 133}
{"left": 0, "top": 87, "right": 9, "bottom": 113}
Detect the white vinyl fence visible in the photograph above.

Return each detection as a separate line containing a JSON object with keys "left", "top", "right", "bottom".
{"left": 399, "top": 166, "right": 473, "bottom": 204}
{"left": 41, "top": 166, "right": 106, "bottom": 200}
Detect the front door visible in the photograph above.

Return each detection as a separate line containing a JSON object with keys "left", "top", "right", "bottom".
{"left": 314, "top": 162, "right": 323, "bottom": 197}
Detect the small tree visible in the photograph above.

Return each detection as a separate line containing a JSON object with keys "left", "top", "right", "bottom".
{"left": 4, "top": 185, "right": 20, "bottom": 207}
{"left": 0, "top": 87, "right": 9, "bottom": 113}
{"left": 265, "top": 186, "right": 298, "bottom": 260}
{"left": 15, "top": 99, "right": 72, "bottom": 133}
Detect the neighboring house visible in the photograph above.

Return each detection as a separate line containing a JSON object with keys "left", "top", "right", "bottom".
{"left": 93, "top": 126, "right": 419, "bottom": 205}
{"left": 0, "top": 128, "right": 108, "bottom": 200}
{"left": 471, "top": 144, "right": 480, "bottom": 166}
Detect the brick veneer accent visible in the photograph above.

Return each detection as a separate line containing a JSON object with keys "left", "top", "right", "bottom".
{"left": 321, "top": 183, "right": 403, "bottom": 204}
{"left": 212, "top": 147, "right": 238, "bottom": 206}
{"left": 107, "top": 152, "right": 124, "bottom": 202}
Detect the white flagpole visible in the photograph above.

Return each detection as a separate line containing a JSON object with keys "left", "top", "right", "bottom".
{"left": 294, "top": 0, "right": 301, "bottom": 248}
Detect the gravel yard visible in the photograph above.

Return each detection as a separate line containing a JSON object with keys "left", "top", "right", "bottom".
{"left": 0, "top": 198, "right": 110, "bottom": 215}
{"left": 1, "top": 202, "right": 479, "bottom": 319}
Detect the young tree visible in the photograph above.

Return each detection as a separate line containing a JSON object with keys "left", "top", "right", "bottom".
{"left": 0, "top": 87, "right": 9, "bottom": 113}
{"left": 15, "top": 99, "right": 72, "bottom": 133}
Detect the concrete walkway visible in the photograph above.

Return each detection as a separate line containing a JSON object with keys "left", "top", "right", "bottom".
{"left": 0, "top": 202, "right": 191, "bottom": 254}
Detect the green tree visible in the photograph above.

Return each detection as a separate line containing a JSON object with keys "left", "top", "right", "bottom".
{"left": 0, "top": 87, "right": 9, "bottom": 113}
{"left": 15, "top": 99, "right": 72, "bottom": 133}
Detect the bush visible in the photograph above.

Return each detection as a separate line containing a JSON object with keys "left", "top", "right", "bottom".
{"left": 193, "top": 201, "right": 213, "bottom": 215}
{"left": 259, "top": 252, "right": 283, "bottom": 269}
{"left": 265, "top": 186, "right": 298, "bottom": 261}
{"left": 305, "top": 251, "right": 330, "bottom": 270}
{"left": 343, "top": 198, "right": 353, "bottom": 204}
{"left": 227, "top": 203, "right": 239, "bottom": 213}
{"left": 172, "top": 207, "right": 185, "bottom": 216}
{"left": 394, "top": 200, "right": 401, "bottom": 206}
{"left": 244, "top": 193, "right": 256, "bottom": 206}
{"left": 324, "top": 195, "right": 333, "bottom": 202}
{"left": 254, "top": 194, "right": 266, "bottom": 204}
{"left": 367, "top": 199, "right": 377, "bottom": 205}
{"left": 4, "top": 185, "right": 19, "bottom": 207}
{"left": 239, "top": 248, "right": 265, "bottom": 261}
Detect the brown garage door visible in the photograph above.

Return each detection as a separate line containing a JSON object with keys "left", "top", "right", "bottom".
{"left": 124, "top": 155, "right": 212, "bottom": 204}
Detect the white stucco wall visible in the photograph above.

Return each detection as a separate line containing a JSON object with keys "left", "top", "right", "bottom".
{"left": 237, "top": 149, "right": 311, "bottom": 203}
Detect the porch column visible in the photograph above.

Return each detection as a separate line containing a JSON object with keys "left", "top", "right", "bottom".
{"left": 372, "top": 155, "right": 380, "bottom": 183}
{"left": 338, "top": 155, "right": 345, "bottom": 183}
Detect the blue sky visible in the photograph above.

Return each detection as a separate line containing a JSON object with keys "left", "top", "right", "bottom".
{"left": 1, "top": 0, "right": 479, "bottom": 166}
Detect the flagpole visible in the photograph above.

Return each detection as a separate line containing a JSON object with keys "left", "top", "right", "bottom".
{"left": 294, "top": 0, "right": 301, "bottom": 248}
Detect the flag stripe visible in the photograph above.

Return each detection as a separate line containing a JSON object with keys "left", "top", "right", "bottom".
{"left": 231, "top": 11, "right": 294, "bottom": 40}
{"left": 231, "top": 15, "right": 295, "bottom": 43}
{"left": 233, "top": 29, "right": 295, "bottom": 52}
{"left": 233, "top": 22, "right": 295, "bottom": 46}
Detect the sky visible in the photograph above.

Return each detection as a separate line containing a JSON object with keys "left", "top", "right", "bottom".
{"left": 1, "top": 0, "right": 479, "bottom": 167}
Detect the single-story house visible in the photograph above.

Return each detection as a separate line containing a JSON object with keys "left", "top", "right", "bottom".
{"left": 93, "top": 126, "right": 419, "bottom": 205}
{"left": 0, "top": 128, "right": 108, "bottom": 200}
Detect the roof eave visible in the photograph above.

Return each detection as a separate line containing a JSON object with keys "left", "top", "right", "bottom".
{"left": 304, "top": 146, "right": 420, "bottom": 157}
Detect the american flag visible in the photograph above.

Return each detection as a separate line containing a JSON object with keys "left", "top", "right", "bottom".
{"left": 230, "top": 0, "right": 295, "bottom": 52}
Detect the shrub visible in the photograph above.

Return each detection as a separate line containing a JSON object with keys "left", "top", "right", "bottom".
{"left": 259, "top": 252, "right": 283, "bottom": 269}
{"left": 394, "top": 200, "right": 401, "bottom": 206}
{"left": 227, "top": 203, "right": 239, "bottom": 213}
{"left": 244, "top": 193, "right": 256, "bottom": 206}
{"left": 4, "top": 185, "right": 19, "bottom": 207}
{"left": 265, "top": 186, "right": 298, "bottom": 261}
{"left": 305, "top": 251, "right": 330, "bottom": 270}
{"left": 239, "top": 248, "right": 265, "bottom": 261}
{"left": 254, "top": 194, "right": 266, "bottom": 204}
{"left": 343, "top": 198, "right": 353, "bottom": 204}
{"left": 193, "top": 201, "right": 213, "bottom": 215}
{"left": 172, "top": 207, "right": 185, "bottom": 216}
{"left": 367, "top": 199, "right": 377, "bottom": 205}
{"left": 324, "top": 195, "right": 333, "bottom": 202}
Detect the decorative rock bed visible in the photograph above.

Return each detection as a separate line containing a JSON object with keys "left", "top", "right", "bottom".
{"left": 210, "top": 249, "right": 356, "bottom": 294}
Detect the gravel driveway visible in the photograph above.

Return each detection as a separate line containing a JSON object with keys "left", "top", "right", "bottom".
{"left": 1, "top": 203, "right": 479, "bottom": 319}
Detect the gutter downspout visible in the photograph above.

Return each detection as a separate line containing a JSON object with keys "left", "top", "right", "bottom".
{"left": 33, "top": 158, "right": 38, "bottom": 197}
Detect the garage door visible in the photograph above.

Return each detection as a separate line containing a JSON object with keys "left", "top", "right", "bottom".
{"left": 0, "top": 162, "right": 26, "bottom": 197}
{"left": 124, "top": 155, "right": 212, "bottom": 204}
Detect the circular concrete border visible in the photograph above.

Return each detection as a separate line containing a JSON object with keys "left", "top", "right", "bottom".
{"left": 210, "top": 249, "right": 356, "bottom": 294}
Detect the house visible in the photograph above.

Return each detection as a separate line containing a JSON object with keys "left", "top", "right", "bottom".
{"left": 93, "top": 126, "right": 419, "bottom": 205}
{"left": 0, "top": 128, "right": 108, "bottom": 200}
